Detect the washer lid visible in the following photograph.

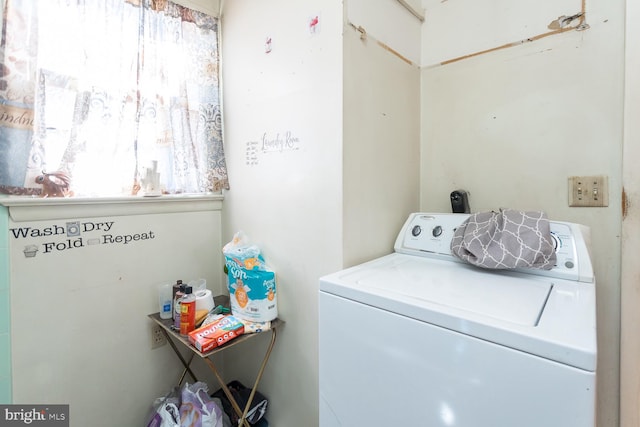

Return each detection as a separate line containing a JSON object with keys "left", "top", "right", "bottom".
{"left": 320, "top": 252, "right": 597, "bottom": 371}
{"left": 327, "top": 254, "right": 552, "bottom": 326}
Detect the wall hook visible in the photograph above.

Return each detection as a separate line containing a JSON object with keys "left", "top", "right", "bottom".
{"left": 356, "top": 25, "right": 367, "bottom": 40}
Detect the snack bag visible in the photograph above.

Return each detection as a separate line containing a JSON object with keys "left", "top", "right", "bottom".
{"left": 223, "top": 232, "right": 278, "bottom": 322}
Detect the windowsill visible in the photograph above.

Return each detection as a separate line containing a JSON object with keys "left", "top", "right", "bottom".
{"left": 0, "top": 193, "right": 224, "bottom": 222}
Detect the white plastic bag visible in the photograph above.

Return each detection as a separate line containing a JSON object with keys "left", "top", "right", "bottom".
{"left": 179, "top": 382, "right": 223, "bottom": 427}
{"left": 146, "top": 388, "right": 180, "bottom": 427}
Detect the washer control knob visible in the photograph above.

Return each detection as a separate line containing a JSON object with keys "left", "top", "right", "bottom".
{"left": 550, "top": 233, "right": 560, "bottom": 251}
{"left": 411, "top": 225, "right": 422, "bottom": 237}
{"left": 432, "top": 225, "right": 443, "bottom": 237}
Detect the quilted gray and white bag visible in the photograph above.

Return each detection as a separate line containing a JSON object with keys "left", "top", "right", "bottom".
{"left": 450, "top": 209, "right": 557, "bottom": 270}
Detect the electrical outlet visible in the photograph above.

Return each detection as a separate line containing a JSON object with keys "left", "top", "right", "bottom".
{"left": 151, "top": 324, "right": 167, "bottom": 349}
{"left": 568, "top": 176, "right": 609, "bottom": 207}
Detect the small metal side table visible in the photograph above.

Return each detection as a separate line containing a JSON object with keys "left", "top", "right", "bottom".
{"left": 148, "top": 296, "right": 280, "bottom": 427}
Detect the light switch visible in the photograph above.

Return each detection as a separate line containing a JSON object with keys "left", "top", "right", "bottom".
{"left": 568, "top": 176, "right": 609, "bottom": 207}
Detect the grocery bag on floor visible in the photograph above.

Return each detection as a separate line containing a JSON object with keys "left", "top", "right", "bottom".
{"left": 180, "top": 382, "right": 224, "bottom": 427}
{"left": 223, "top": 232, "right": 278, "bottom": 322}
{"left": 211, "top": 380, "right": 269, "bottom": 425}
{"left": 146, "top": 387, "right": 180, "bottom": 427}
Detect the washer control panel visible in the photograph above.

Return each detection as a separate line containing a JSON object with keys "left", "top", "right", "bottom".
{"left": 394, "top": 213, "right": 594, "bottom": 282}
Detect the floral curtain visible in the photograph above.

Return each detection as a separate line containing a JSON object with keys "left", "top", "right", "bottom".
{"left": 0, "top": 0, "right": 228, "bottom": 196}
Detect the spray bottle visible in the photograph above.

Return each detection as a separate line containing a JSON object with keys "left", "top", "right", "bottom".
{"left": 179, "top": 286, "right": 196, "bottom": 336}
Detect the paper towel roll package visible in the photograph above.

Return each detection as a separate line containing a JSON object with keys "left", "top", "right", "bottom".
{"left": 225, "top": 264, "right": 278, "bottom": 323}
{"left": 223, "top": 231, "right": 278, "bottom": 323}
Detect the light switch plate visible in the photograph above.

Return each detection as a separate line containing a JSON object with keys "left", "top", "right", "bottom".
{"left": 568, "top": 176, "right": 609, "bottom": 207}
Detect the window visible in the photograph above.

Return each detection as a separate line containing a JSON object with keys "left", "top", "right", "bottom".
{"left": 0, "top": 0, "right": 228, "bottom": 197}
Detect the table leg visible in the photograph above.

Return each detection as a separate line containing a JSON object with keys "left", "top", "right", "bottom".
{"left": 240, "top": 327, "right": 277, "bottom": 423}
{"left": 177, "top": 354, "right": 196, "bottom": 385}
{"left": 162, "top": 328, "right": 198, "bottom": 384}
{"left": 204, "top": 357, "right": 251, "bottom": 427}
{"left": 204, "top": 327, "right": 278, "bottom": 427}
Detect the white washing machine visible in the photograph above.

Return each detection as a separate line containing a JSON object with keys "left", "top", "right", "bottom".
{"left": 319, "top": 213, "right": 597, "bottom": 427}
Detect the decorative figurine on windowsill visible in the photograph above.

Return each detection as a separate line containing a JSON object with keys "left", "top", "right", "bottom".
{"left": 35, "top": 171, "right": 73, "bottom": 198}
{"left": 140, "top": 160, "right": 162, "bottom": 197}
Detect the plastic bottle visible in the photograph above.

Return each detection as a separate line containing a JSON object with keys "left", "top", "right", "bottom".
{"left": 179, "top": 286, "right": 196, "bottom": 336}
{"left": 172, "top": 280, "right": 184, "bottom": 320}
{"left": 173, "top": 284, "right": 186, "bottom": 330}
{"left": 158, "top": 283, "right": 173, "bottom": 320}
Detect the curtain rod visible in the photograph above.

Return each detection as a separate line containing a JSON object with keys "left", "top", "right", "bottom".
{"left": 396, "top": 0, "right": 425, "bottom": 22}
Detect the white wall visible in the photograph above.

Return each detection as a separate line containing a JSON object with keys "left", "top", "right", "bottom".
{"left": 421, "top": 0, "right": 580, "bottom": 66}
{"left": 220, "top": 2, "right": 344, "bottom": 426}
{"left": 347, "top": 0, "right": 422, "bottom": 65}
{"left": 420, "top": 1, "right": 624, "bottom": 426}
{"left": 6, "top": 200, "right": 223, "bottom": 427}
{"left": 220, "top": 1, "right": 420, "bottom": 426}
{"left": 342, "top": 26, "right": 421, "bottom": 266}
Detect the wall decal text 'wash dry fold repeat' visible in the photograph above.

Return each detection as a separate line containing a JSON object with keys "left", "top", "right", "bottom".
{"left": 10, "top": 220, "right": 156, "bottom": 257}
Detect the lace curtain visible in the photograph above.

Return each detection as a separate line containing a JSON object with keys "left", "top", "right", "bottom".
{"left": 0, "top": 0, "right": 228, "bottom": 196}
